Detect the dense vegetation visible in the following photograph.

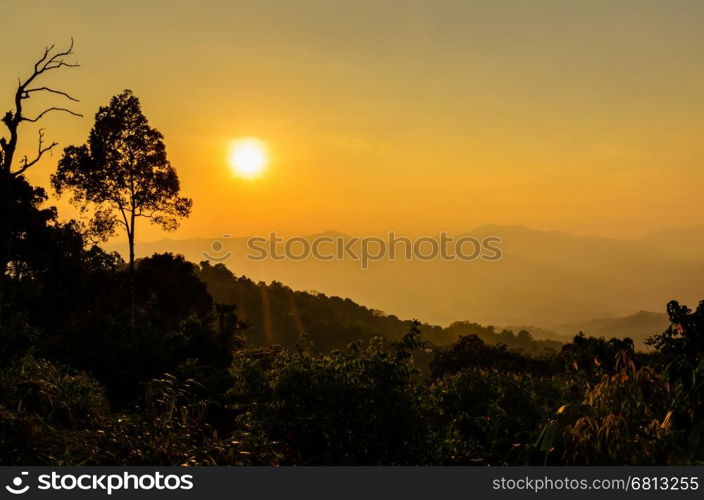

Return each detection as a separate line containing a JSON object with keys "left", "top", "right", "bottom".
{"left": 2, "top": 172, "right": 704, "bottom": 465}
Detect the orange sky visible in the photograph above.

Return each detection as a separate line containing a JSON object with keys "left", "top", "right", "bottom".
{"left": 3, "top": 0, "right": 704, "bottom": 242}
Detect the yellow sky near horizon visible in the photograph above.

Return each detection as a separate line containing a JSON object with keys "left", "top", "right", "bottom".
{"left": 3, "top": 0, "right": 704, "bottom": 243}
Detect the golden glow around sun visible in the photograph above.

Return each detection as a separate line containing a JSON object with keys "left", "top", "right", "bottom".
{"left": 228, "top": 138, "right": 268, "bottom": 178}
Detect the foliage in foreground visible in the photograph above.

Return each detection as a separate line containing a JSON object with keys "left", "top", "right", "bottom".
{"left": 3, "top": 297, "right": 704, "bottom": 466}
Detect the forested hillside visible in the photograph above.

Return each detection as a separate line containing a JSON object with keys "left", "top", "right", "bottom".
{"left": 123, "top": 225, "right": 704, "bottom": 330}
{"left": 196, "top": 261, "right": 561, "bottom": 356}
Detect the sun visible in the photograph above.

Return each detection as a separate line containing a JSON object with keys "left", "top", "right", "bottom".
{"left": 228, "top": 138, "right": 268, "bottom": 178}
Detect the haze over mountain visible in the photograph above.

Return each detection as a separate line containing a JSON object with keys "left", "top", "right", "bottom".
{"left": 195, "top": 261, "right": 561, "bottom": 356}
{"left": 507, "top": 310, "right": 670, "bottom": 349}
{"left": 558, "top": 310, "right": 669, "bottom": 348}
{"left": 640, "top": 224, "right": 704, "bottom": 260}
{"left": 110, "top": 224, "right": 703, "bottom": 337}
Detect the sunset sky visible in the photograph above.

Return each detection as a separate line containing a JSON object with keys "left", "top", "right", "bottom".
{"left": 3, "top": 0, "right": 704, "bottom": 242}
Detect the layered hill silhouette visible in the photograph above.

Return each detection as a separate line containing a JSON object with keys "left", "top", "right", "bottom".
{"left": 110, "top": 224, "right": 701, "bottom": 342}
{"left": 640, "top": 224, "right": 704, "bottom": 260}
{"left": 506, "top": 310, "right": 670, "bottom": 349}
{"left": 196, "top": 261, "right": 561, "bottom": 356}
{"left": 558, "top": 310, "right": 669, "bottom": 348}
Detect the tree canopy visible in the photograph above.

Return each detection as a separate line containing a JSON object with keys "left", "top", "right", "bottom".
{"left": 52, "top": 89, "right": 191, "bottom": 262}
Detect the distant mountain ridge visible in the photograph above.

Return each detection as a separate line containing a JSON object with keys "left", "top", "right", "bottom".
{"left": 108, "top": 224, "right": 702, "bottom": 334}
{"left": 557, "top": 310, "right": 669, "bottom": 348}
{"left": 507, "top": 310, "right": 669, "bottom": 349}
{"left": 640, "top": 224, "right": 704, "bottom": 260}
{"left": 196, "top": 261, "right": 562, "bottom": 356}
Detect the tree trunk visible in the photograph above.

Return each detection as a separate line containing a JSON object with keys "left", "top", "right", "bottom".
{"left": 128, "top": 225, "right": 136, "bottom": 329}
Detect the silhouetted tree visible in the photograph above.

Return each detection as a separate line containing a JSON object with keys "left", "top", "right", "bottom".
{"left": 430, "top": 334, "right": 554, "bottom": 378}
{"left": 0, "top": 39, "right": 81, "bottom": 328}
{"left": 52, "top": 90, "right": 192, "bottom": 325}
{"left": 560, "top": 332, "right": 634, "bottom": 375}
{"left": 647, "top": 300, "right": 704, "bottom": 360}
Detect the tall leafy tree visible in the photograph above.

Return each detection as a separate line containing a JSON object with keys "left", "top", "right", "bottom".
{"left": 52, "top": 90, "right": 192, "bottom": 324}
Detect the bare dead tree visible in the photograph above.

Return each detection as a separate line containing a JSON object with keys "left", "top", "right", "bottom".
{"left": 0, "top": 39, "right": 82, "bottom": 328}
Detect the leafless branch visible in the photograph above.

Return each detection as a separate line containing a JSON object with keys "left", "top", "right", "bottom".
{"left": 23, "top": 87, "right": 79, "bottom": 102}
{"left": 33, "top": 44, "right": 54, "bottom": 72}
{"left": 21, "top": 38, "right": 79, "bottom": 91}
{"left": 13, "top": 129, "right": 57, "bottom": 176}
{"left": 22, "top": 106, "right": 83, "bottom": 123}
{"left": 2, "top": 39, "right": 81, "bottom": 175}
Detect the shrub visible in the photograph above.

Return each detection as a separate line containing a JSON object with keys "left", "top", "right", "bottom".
{"left": 228, "top": 328, "right": 441, "bottom": 465}
{"left": 0, "top": 356, "right": 110, "bottom": 465}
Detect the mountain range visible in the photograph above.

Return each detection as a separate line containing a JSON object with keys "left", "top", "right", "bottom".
{"left": 108, "top": 224, "right": 703, "bottom": 345}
